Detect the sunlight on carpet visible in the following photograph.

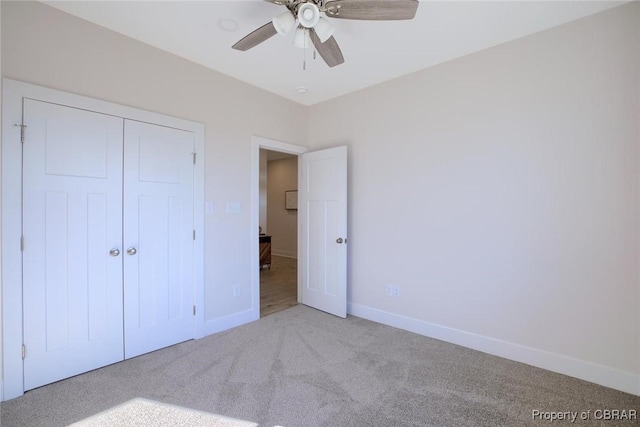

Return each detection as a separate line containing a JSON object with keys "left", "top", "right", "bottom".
{"left": 68, "top": 398, "right": 258, "bottom": 427}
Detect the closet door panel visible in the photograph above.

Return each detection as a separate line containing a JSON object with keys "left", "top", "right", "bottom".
{"left": 22, "top": 99, "right": 124, "bottom": 391}
{"left": 123, "top": 120, "right": 195, "bottom": 358}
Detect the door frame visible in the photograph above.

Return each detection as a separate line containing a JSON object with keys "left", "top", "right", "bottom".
{"left": 1, "top": 79, "right": 206, "bottom": 401}
{"left": 250, "top": 136, "right": 307, "bottom": 320}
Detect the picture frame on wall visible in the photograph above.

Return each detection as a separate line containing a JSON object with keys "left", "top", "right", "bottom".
{"left": 285, "top": 190, "right": 298, "bottom": 210}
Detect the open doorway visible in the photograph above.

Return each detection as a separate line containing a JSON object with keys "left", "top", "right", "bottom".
{"left": 250, "top": 136, "right": 306, "bottom": 321}
{"left": 259, "top": 149, "right": 298, "bottom": 316}
{"left": 251, "top": 136, "right": 348, "bottom": 320}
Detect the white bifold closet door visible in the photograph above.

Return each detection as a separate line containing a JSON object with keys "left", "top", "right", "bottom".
{"left": 123, "top": 120, "right": 195, "bottom": 359}
{"left": 22, "top": 99, "right": 125, "bottom": 390}
{"left": 22, "top": 99, "right": 195, "bottom": 391}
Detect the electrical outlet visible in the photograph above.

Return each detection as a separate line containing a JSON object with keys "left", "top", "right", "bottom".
{"left": 232, "top": 285, "right": 241, "bottom": 297}
{"left": 386, "top": 284, "right": 400, "bottom": 297}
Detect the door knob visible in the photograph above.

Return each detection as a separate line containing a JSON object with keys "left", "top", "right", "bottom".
{"left": 336, "top": 238, "right": 343, "bottom": 244}
{"left": 109, "top": 248, "right": 120, "bottom": 257}
{"left": 127, "top": 247, "right": 137, "bottom": 256}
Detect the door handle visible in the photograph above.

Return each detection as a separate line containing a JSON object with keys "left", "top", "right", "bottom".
{"left": 109, "top": 248, "right": 120, "bottom": 257}
{"left": 336, "top": 238, "right": 344, "bottom": 244}
{"left": 127, "top": 247, "right": 137, "bottom": 256}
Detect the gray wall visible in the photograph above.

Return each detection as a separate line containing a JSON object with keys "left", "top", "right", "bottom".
{"left": 267, "top": 157, "right": 298, "bottom": 258}
{"left": 309, "top": 2, "right": 639, "bottom": 392}
{"left": 259, "top": 150, "right": 268, "bottom": 234}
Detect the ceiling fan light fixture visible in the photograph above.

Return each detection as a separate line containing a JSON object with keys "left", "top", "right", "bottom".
{"left": 297, "top": 3, "right": 320, "bottom": 28}
{"left": 314, "top": 17, "right": 334, "bottom": 43}
{"left": 272, "top": 12, "right": 296, "bottom": 35}
{"left": 233, "top": 0, "right": 420, "bottom": 68}
{"left": 293, "top": 27, "right": 312, "bottom": 48}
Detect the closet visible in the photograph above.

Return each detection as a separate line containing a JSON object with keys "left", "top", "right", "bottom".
{"left": 20, "top": 98, "right": 196, "bottom": 391}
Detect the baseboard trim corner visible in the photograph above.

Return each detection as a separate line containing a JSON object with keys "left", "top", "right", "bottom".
{"left": 347, "top": 303, "right": 640, "bottom": 396}
{"left": 271, "top": 250, "right": 297, "bottom": 259}
{"left": 204, "top": 309, "right": 257, "bottom": 336}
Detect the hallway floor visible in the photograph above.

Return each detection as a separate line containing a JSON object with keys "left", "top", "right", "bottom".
{"left": 260, "top": 255, "right": 297, "bottom": 317}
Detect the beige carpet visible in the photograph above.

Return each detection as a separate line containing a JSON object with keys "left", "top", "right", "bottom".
{"left": 2, "top": 305, "right": 639, "bottom": 426}
{"left": 69, "top": 398, "right": 257, "bottom": 427}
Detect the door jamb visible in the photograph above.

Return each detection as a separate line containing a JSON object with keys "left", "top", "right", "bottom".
{"left": 1, "top": 79, "right": 206, "bottom": 401}
{"left": 250, "top": 136, "right": 307, "bottom": 320}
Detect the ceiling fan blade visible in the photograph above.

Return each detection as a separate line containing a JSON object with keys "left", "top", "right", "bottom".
{"left": 232, "top": 22, "right": 278, "bottom": 51}
{"left": 310, "top": 29, "right": 345, "bottom": 68}
{"left": 325, "top": 0, "right": 419, "bottom": 20}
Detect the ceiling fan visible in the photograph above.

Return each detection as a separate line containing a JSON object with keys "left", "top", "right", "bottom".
{"left": 232, "top": 0, "right": 419, "bottom": 68}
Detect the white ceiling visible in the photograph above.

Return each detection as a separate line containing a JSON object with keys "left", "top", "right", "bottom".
{"left": 43, "top": 0, "right": 627, "bottom": 106}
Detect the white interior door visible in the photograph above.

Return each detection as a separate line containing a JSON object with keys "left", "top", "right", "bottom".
{"left": 22, "top": 99, "right": 125, "bottom": 390}
{"left": 123, "top": 120, "right": 195, "bottom": 358}
{"left": 299, "top": 146, "right": 348, "bottom": 318}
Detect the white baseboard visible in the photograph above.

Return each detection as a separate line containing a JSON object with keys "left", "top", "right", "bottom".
{"left": 271, "top": 250, "right": 297, "bottom": 259}
{"left": 204, "top": 309, "right": 258, "bottom": 336}
{"left": 348, "top": 303, "right": 640, "bottom": 396}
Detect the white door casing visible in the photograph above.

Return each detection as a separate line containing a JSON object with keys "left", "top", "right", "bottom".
{"left": 243, "top": 137, "right": 308, "bottom": 333}
{"left": 22, "top": 99, "right": 125, "bottom": 390}
{"left": 299, "top": 146, "right": 348, "bottom": 318}
{"left": 123, "top": 120, "right": 195, "bottom": 358}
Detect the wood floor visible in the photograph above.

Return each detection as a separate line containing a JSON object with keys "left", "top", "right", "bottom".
{"left": 260, "top": 255, "right": 298, "bottom": 317}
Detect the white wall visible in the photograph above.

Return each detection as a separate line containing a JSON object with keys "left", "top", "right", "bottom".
{"left": 0, "top": 1, "right": 308, "bottom": 334}
{"left": 267, "top": 157, "right": 298, "bottom": 258}
{"left": 309, "top": 2, "right": 640, "bottom": 394}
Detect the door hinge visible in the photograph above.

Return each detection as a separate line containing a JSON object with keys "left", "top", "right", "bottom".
{"left": 192, "top": 153, "right": 197, "bottom": 165}
{"left": 14, "top": 123, "right": 27, "bottom": 144}
{"left": 193, "top": 230, "right": 196, "bottom": 240}
{"left": 20, "top": 236, "right": 25, "bottom": 251}
{"left": 193, "top": 305, "right": 196, "bottom": 316}
{"left": 22, "top": 344, "right": 26, "bottom": 360}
